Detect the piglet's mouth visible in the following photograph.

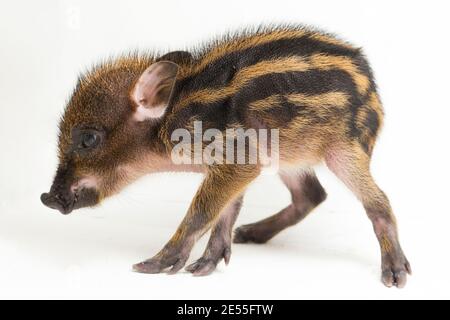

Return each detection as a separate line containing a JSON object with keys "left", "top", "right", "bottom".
{"left": 40, "top": 191, "right": 77, "bottom": 215}
{"left": 40, "top": 187, "right": 99, "bottom": 215}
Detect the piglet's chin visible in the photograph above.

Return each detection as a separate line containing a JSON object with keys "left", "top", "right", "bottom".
{"left": 72, "top": 187, "right": 100, "bottom": 211}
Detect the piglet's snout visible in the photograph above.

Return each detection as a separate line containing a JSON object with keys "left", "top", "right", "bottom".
{"left": 40, "top": 191, "right": 75, "bottom": 215}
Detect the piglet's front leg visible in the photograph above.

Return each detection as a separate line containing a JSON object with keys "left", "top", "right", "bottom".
{"left": 186, "top": 195, "right": 243, "bottom": 276}
{"left": 133, "top": 165, "right": 259, "bottom": 275}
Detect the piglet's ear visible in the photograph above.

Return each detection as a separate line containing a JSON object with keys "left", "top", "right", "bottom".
{"left": 131, "top": 61, "right": 179, "bottom": 120}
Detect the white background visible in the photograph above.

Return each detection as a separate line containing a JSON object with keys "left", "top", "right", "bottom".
{"left": 0, "top": 0, "right": 449, "bottom": 299}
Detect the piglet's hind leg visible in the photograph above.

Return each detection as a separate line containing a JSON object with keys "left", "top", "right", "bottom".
{"left": 234, "top": 170, "right": 326, "bottom": 244}
{"left": 325, "top": 144, "right": 411, "bottom": 288}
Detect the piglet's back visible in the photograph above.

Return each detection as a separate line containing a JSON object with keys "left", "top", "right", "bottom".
{"left": 167, "top": 25, "right": 382, "bottom": 157}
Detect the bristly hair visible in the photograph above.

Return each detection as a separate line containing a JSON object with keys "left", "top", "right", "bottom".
{"left": 185, "top": 22, "right": 360, "bottom": 60}
{"left": 75, "top": 23, "right": 358, "bottom": 84}
{"left": 72, "top": 23, "right": 359, "bottom": 92}
{"left": 75, "top": 50, "right": 158, "bottom": 90}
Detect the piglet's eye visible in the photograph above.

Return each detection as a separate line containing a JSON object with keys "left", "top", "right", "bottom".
{"left": 81, "top": 132, "right": 99, "bottom": 149}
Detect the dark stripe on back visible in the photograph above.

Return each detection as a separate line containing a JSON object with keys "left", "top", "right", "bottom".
{"left": 175, "top": 36, "right": 360, "bottom": 98}
{"left": 168, "top": 69, "right": 363, "bottom": 133}
{"left": 365, "top": 109, "right": 380, "bottom": 136}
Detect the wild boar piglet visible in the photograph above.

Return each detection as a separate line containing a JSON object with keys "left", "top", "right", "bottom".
{"left": 41, "top": 25, "right": 410, "bottom": 287}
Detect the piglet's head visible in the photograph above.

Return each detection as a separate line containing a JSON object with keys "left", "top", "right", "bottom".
{"left": 41, "top": 58, "right": 179, "bottom": 214}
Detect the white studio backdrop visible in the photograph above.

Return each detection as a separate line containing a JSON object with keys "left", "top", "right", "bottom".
{"left": 0, "top": 0, "right": 449, "bottom": 299}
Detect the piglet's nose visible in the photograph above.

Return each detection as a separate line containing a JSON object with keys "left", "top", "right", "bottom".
{"left": 40, "top": 192, "right": 52, "bottom": 206}
{"left": 40, "top": 192, "right": 73, "bottom": 215}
